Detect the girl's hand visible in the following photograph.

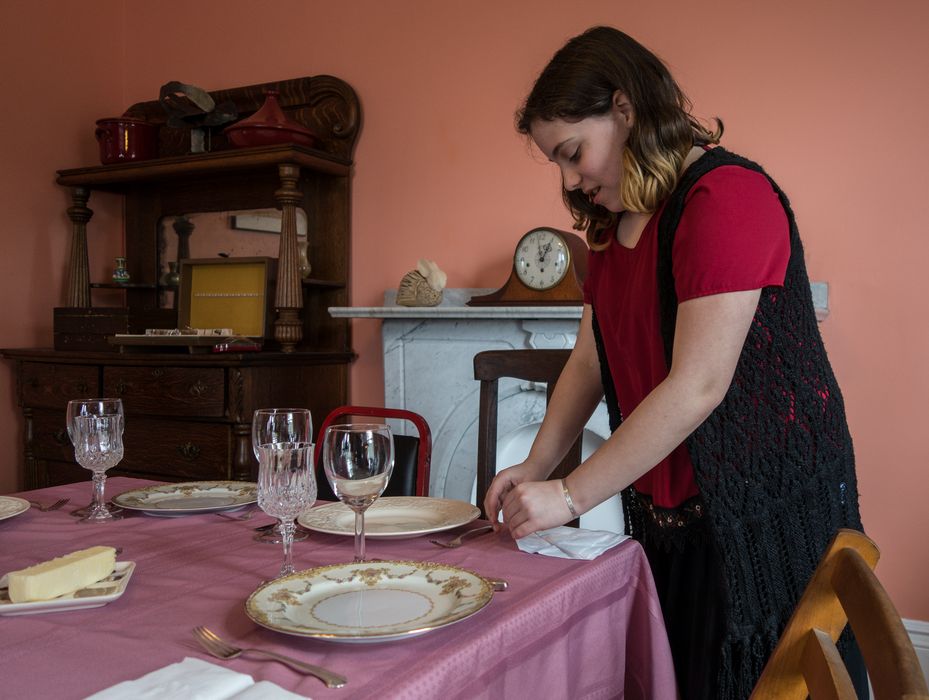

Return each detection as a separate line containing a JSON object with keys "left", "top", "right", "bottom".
{"left": 483, "top": 461, "right": 537, "bottom": 531}
{"left": 500, "top": 478, "right": 573, "bottom": 539}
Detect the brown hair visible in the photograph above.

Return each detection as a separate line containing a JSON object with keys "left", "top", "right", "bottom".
{"left": 516, "top": 26, "right": 722, "bottom": 248}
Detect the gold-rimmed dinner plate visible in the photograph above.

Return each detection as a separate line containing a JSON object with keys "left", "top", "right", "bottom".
{"left": 0, "top": 496, "right": 30, "bottom": 522}
{"left": 111, "top": 481, "right": 257, "bottom": 516}
{"left": 297, "top": 497, "right": 480, "bottom": 539}
{"left": 246, "top": 560, "right": 493, "bottom": 643}
{"left": 0, "top": 561, "right": 135, "bottom": 615}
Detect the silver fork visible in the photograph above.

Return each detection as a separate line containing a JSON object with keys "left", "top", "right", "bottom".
{"left": 192, "top": 626, "right": 347, "bottom": 688}
{"left": 430, "top": 524, "right": 494, "bottom": 548}
{"left": 29, "top": 497, "right": 70, "bottom": 512}
{"left": 214, "top": 508, "right": 256, "bottom": 522}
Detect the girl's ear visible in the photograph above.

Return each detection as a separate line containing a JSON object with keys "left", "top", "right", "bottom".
{"left": 612, "top": 90, "right": 634, "bottom": 127}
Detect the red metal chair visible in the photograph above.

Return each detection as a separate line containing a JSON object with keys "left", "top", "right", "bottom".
{"left": 314, "top": 406, "right": 432, "bottom": 499}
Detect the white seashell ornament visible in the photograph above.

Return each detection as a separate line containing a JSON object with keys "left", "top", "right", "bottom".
{"left": 396, "top": 259, "right": 446, "bottom": 307}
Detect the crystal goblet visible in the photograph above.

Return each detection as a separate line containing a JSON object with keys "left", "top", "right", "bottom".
{"left": 257, "top": 441, "right": 316, "bottom": 577}
{"left": 66, "top": 398, "right": 125, "bottom": 523}
{"left": 252, "top": 408, "right": 313, "bottom": 544}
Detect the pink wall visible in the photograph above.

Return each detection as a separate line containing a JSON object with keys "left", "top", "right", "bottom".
{"left": 2, "top": 0, "right": 928, "bottom": 620}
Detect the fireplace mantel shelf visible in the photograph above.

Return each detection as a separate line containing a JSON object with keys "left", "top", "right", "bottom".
{"left": 329, "top": 305, "right": 583, "bottom": 319}
{"left": 330, "top": 284, "right": 829, "bottom": 321}
{"left": 329, "top": 289, "right": 582, "bottom": 320}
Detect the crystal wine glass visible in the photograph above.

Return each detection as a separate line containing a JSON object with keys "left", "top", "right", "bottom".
{"left": 252, "top": 408, "right": 313, "bottom": 544}
{"left": 256, "top": 441, "right": 316, "bottom": 578}
{"left": 66, "top": 399, "right": 125, "bottom": 523}
{"left": 322, "top": 423, "right": 394, "bottom": 562}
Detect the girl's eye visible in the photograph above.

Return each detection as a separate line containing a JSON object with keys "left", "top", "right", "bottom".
{"left": 569, "top": 148, "right": 581, "bottom": 163}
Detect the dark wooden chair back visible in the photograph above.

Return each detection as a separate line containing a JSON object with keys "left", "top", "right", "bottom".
{"left": 751, "top": 528, "right": 929, "bottom": 699}
{"left": 314, "top": 406, "right": 432, "bottom": 499}
{"left": 473, "top": 349, "right": 580, "bottom": 524}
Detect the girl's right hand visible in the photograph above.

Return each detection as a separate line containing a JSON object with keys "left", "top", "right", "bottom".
{"left": 483, "top": 461, "right": 539, "bottom": 532}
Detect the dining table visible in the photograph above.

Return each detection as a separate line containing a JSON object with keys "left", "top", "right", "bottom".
{"left": 1, "top": 477, "right": 678, "bottom": 699}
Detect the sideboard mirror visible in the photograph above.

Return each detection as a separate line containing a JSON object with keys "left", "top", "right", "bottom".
{"left": 157, "top": 208, "right": 310, "bottom": 309}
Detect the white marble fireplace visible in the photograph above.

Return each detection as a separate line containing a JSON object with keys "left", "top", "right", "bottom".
{"left": 330, "top": 288, "right": 623, "bottom": 532}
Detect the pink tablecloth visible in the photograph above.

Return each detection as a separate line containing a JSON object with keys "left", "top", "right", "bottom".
{"left": 1, "top": 478, "right": 677, "bottom": 699}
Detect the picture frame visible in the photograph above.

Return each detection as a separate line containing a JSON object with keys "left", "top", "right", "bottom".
{"left": 177, "top": 257, "right": 276, "bottom": 338}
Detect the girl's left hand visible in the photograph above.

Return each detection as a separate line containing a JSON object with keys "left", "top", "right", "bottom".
{"left": 500, "top": 478, "right": 574, "bottom": 539}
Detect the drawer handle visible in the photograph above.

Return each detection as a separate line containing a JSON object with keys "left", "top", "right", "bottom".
{"left": 76, "top": 382, "right": 89, "bottom": 394}
{"left": 188, "top": 380, "right": 208, "bottom": 398}
{"left": 52, "top": 428, "right": 69, "bottom": 445}
{"left": 115, "top": 380, "right": 128, "bottom": 396}
{"left": 177, "top": 442, "right": 201, "bottom": 461}
{"left": 151, "top": 368, "right": 165, "bottom": 378}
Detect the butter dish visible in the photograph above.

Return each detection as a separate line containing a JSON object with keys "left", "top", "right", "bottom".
{"left": 0, "top": 561, "right": 135, "bottom": 616}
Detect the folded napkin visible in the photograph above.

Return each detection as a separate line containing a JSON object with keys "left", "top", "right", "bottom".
{"left": 84, "top": 657, "right": 308, "bottom": 700}
{"left": 235, "top": 681, "right": 309, "bottom": 700}
{"left": 516, "top": 525, "right": 630, "bottom": 560}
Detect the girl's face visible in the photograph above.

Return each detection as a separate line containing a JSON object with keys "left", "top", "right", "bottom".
{"left": 529, "top": 92, "right": 633, "bottom": 213}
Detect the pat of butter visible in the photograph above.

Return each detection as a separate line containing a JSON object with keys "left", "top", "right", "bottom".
{"left": 7, "top": 546, "right": 116, "bottom": 603}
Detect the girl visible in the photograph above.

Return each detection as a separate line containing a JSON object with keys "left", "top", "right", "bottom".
{"left": 483, "top": 26, "right": 864, "bottom": 699}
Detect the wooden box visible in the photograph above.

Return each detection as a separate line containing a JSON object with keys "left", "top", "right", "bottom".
{"left": 53, "top": 307, "right": 175, "bottom": 351}
{"left": 178, "top": 257, "right": 276, "bottom": 338}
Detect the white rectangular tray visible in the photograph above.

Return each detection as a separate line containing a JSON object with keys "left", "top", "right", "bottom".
{"left": 0, "top": 561, "right": 135, "bottom": 616}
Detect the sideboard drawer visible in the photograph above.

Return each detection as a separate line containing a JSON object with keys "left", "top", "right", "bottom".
{"left": 121, "top": 417, "right": 231, "bottom": 480}
{"left": 104, "top": 367, "right": 225, "bottom": 417}
{"left": 21, "top": 363, "right": 99, "bottom": 410}
{"left": 43, "top": 459, "right": 89, "bottom": 488}
{"left": 30, "top": 409, "right": 73, "bottom": 461}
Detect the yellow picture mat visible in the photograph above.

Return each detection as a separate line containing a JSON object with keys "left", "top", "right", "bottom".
{"left": 185, "top": 260, "right": 270, "bottom": 337}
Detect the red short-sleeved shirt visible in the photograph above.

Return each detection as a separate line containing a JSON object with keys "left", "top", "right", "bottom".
{"left": 584, "top": 164, "right": 790, "bottom": 507}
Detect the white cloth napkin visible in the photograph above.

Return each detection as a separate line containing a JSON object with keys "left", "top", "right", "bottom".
{"left": 235, "top": 681, "right": 309, "bottom": 700}
{"left": 84, "top": 657, "right": 309, "bottom": 700}
{"left": 516, "top": 525, "right": 630, "bottom": 560}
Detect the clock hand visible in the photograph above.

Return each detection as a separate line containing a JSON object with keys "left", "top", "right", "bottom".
{"left": 538, "top": 241, "right": 552, "bottom": 263}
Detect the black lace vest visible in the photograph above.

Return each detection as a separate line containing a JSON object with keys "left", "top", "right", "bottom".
{"left": 591, "top": 147, "right": 862, "bottom": 698}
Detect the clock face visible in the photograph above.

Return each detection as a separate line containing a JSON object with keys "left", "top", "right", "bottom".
{"left": 514, "top": 228, "right": 571, "bottom": 291}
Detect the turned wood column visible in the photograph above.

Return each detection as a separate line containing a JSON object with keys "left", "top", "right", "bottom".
{"left": 65, "top": 187, "right": 93, "bottom": 308}
{"left": 232, "top": 422, "right": 255, "bottom": 481}
{"left": 172, "top": 215, "right": 195, "bottom": 264}
{"left": 273, "top": 164, "right": 304, "bottom": 352}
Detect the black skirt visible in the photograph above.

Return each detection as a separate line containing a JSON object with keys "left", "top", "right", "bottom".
{"left": 638, "top": 494, "right": 726, "bottom": 700}
{"left": 637, "top": 492, "right": 868, "bottom": 700}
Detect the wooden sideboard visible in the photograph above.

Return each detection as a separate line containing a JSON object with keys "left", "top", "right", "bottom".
{"left": 3, "top": 348, "right": 351, "bottom": 489}
{"left": 2, "top": 75, "right": 361, "bottom": 489}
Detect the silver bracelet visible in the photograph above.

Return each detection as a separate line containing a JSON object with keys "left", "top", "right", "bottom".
{"left": 561, "top": 478, "right": 579, "bottom": 518}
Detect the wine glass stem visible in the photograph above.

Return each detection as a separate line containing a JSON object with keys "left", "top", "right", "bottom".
{"left": 91, "top": 471, "right": 107, "bottom": 512}
{"left": 279, "top": 519, "right": 296, "bottom": 577}
{"left": 354, "top": 509, "right": 366, "bottom": 562}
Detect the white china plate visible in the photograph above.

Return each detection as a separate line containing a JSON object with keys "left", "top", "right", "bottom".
{"left": 0, "top": 496, "right": 30, "bottom": 522}
{"left": 297, "top": 497, "right": 480, "bottom": 539}
{"left": 246, "top": 560, "right": 493, "bottom": 642}
{"left": 0, "top": 561, "right": 135, "bottom": 615}
{"left": 111, "top": 481, "right": 257, "bottom": 516}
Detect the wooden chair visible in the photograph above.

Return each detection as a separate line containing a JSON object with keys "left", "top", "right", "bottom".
{"left": 314, "top": 406, "right": 432, "bottom": 500}
{"left": 751, "top": 528, "right": 929, "bottom": 700}
{"left": 473, "top": 349, "right": 581, "bottom": 524}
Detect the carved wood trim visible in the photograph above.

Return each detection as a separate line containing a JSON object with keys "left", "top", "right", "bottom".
{"left": 228, "top": 367, "right": 245, "bottom": 422}
{"left": 124, "top": 75, "right": 361, "bottom": 162}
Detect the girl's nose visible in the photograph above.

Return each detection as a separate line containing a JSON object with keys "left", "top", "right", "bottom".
{"left": 561, "top": 166, "right": 582, "bottom": 191}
